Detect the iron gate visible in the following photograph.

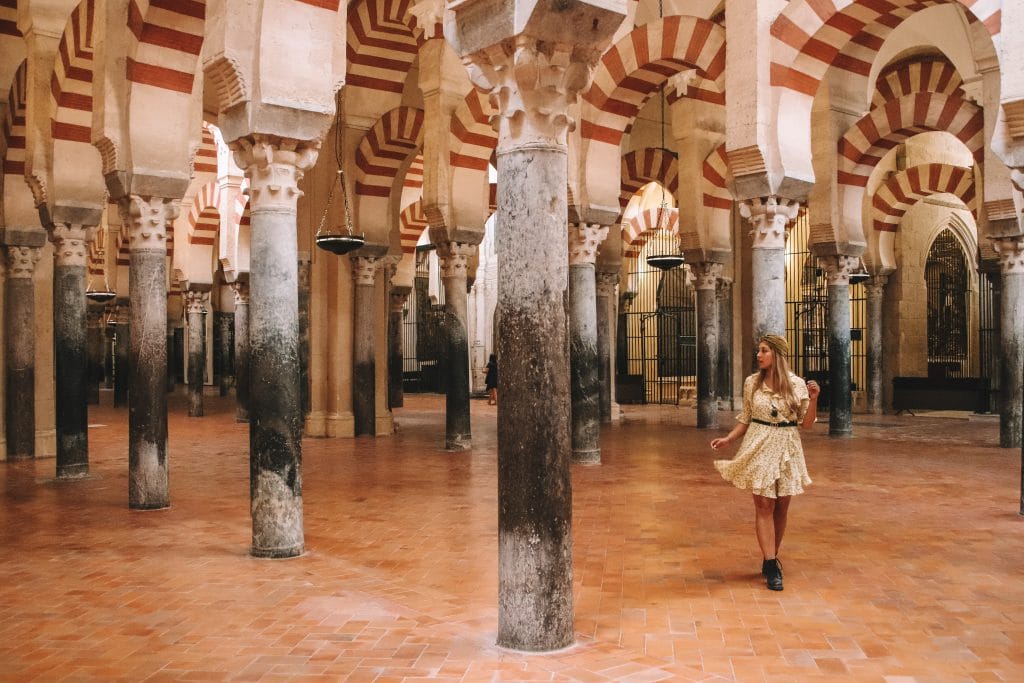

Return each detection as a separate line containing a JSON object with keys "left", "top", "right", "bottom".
{"left": 401, "top": 246, "right": 448, "bottom": 393}
{"left": 926, "top": 228, "right": 969, "bottom": 379}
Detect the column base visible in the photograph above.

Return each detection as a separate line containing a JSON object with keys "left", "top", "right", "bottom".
{"left": 828, "top": 428, "right": 853, "bottom": 438}
{"left": 446, "top": 434, "right": 472, "bottom": 451}
{"left": 572, "top": 448, "right": 600, "bottom": 465}
{"left": 305, "top": 411, "right": 328, "bottom": 437}
{"left": 130, "top": 502, "right": 170, "bottom": 511}
{"left": 57, "top": 464, "right": 89, "bottom": 479}
{"left": 250, "top": 545, "right": 304, "bottom": 559}
{"left": 327, "top": 412, "right": 355, "bottom": 438}
{"left": 236, "top": 409, "right": 249, "bottom": 423}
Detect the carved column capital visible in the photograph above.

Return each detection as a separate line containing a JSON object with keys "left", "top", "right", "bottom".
{"left": 184, "top": 289, "right": 209, "bottom": 315}
{"left": 124, "top": 195, "right": 177, "bottom": 252}
{"left": 232, "top": 281, "right": 250, "bottom": 306}
{"left": 5, "top": 246, "right": 42, "bottom": 279}
{"left": 739, "top": 197, "right": 800, "bottom": 250}
{"left": 568, "top": 223, "right": 608, "bottom": 266}
{"left": 991, "top": 236, "right": 1024, "bottom": 274}
{"left": 231, "top": 135, "right": 320, "bottom": 213}
{"left": 863, "top": 275, "right": 889, "bottom": 299}
{"left": 595, "top": 270, "right": 619, "bottom": 298}
{"left": 818, "top": 255, "right": 860, "bottom": 286}
{"left": 463, "top": 36, "right": 596, "bottom": 152}
{"left": 390, "top": 286, "right": 412, "bottom": 313}
{"left": 691, "top": 262, "right": 723, "bottom": 290}
{"left": 51, "top": 224, "right": 96, "bottom": 267}
{"left": 436, "top": 242, "right": 475, "bottom": 279}
{"left": 351, "top": 255, "right": 383, "bottom": 287}
{"left": 716, "top": 276, "right": 733, "bottom": 299}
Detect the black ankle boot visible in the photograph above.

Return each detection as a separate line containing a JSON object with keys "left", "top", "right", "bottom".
{"left": 764, "top": 559, "right": 784, "bottom": 591}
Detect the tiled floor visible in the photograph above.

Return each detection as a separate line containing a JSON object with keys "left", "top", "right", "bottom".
{"left": 0, "top": 392, "right": 1021, "bottom": 681}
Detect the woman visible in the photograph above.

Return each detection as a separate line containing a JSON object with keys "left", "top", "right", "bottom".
{"left": 485, "top": 354, "right": 498, "bottom": 405}
{"left": 710, "top": 334, "right": 819, "bottom": 591}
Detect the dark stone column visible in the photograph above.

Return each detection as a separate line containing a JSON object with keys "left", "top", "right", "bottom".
{"left": 235, "top": 136, "right": 316, "bottom": 558}
{"left": 4, "top": 244, "right": 42, "bottom": 459}
{"left": 389, "top": 286, "right": 411, "bottom": 409}
{"left": 87, "top": 304, "right": 103, "bottom": 405}
{"left": 185, "top": 289, "right": 208, "bottom": 418}
{"left": 166, "top": 319, "right": 175, "bottom": 393}
{"left": 693, "top": 262, "right": 722, "bottom": 429}
{"left": 232, "top": 281, "right": 250, "bottom": 423}
{"left": 351, "top": 255, "right": 382, "bottom": 437}
{"left": 821, "top": 255, "right": 857, "bottom": 437}
{"left": 298, "top": 258, "right": 311, "bottom": 418}
{"left": 595, "top": 270, "right": 618, "bottom": 424}
{"left": 716, "top": 277, "right": 733, "bottom": 408}
{"left": 113, "top": 302, "right": 130, "bottom": 408}
{"left": 994, "top": 238, "right": 1024, "bottom": 448}
{"left": 214, "top": 310, "right": 234, "bottom": 397}
{"left": 568, "top": 224, "right": 607, "bottom": 463}
{"left": 103, "top": 306, "right": 115, "bottom": 389}
{"left": 51, "top": 224, "right": 94, "bottom": 478}
{"left": 740, "top": 198, "right": 800, "bottom": 346}
{"left": 122, "top": 196, "right": 172, "bottom": 509}
{"left": 864, "top": 276, "right": 887, "bottom": 415}
{"left": 438, "top": 241, "right": 475, "bottom": 450}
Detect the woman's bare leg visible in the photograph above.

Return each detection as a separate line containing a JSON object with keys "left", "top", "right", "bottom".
{"left": 752, "top": 494, "right": 777, "bottom": 559}
{"left": 773, "top": 495, "right": 791, "bottom": 555}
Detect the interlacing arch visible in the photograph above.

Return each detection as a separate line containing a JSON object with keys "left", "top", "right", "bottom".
{"left": 582, "top": 16, "right": 726, "bottom": 146}
{"left": 126, "top": 0, "right": 205, "bottom": 94}
{"left": 623, "top": 205, "right": 679, "bottom": 259}
{"left": 354, "top": 106, "right": 424, "bottom": 198}
{"left": 770, "top": 0, "right": 1000, "bottom": 100}
{"left": 51, "top": 0, "right": 94, "bottom": 144}
{"left": 872, "top": 55, "right": 964, "bottom": 108}
{"left": 2, "top": 60, "right": 26, "bottom": 176}
{"left": 620, "top": 148, "right": 678, "bottom": 211}
{"left": 399, "top": 200, "right": 428, "bottom": 254}
{"left": 871, "top": 162, "right": 976, "bottom": 232}
{"left": 346, "top": 0, "right": 422, "bottom": 94}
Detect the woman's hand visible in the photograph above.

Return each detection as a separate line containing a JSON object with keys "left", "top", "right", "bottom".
{"left": 710, "top": 436, "right": 729, "bottom": 451}
{"left": 806, "top": 380, "right": 820, "bottom": 401}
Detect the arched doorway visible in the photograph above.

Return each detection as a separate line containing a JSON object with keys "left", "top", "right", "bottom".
{"left": 925, "top": 228, "right": 969, "bottom": 380}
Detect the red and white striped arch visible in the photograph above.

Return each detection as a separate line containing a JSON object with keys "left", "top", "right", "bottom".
{"left": 187, "top": 180, "right": 221, "bottom": 246}
{"left": 194, "top": 123, "right": 217, "bottom": 176}
{"left": 582, "top": 16, "right": 726, "bottom": 146}
{"left": 51, "top": 0, "right": 94, "bottom": 145}
{"left": 623, "top": 206, "right": 680, "bottom": 258}
{"left": 3, "top": 60, "right": 26, "bottom": 178}
{"left": 354, "top": 106, "right": 424, "bottom": 197}
{"left": 346, "top": 0, "right": 421, "bottom": 94}
{"left": 771, "top": 0, "right": 999, "bottom": 100}
{"left": 126, "top": 0, "right": 204, "bottom": 94}
{"left": 0, "top": 0, "right": 18, "bottom": 38}
{"left": 838, "top": 92, "right": 983, "bottom": 187}
{"left": 872, "top": 55, "right": 964, "bottom": 108}
{"left": 450, "top": 88, "right": 496, "bottom": 173}
{"left": 620, "top": 148, "right": 679, "bottom": 210}
{"left": 871, "top": 162, "right": 976, "bottom": 232}
{"left": 702, "top": 143, "right": 733, "bottom": 212}
{"left": 404, "top": 153, "right": 422, "bottom": 191}
{"left": 399, "top": 199, "right": 428, "bottom": 254}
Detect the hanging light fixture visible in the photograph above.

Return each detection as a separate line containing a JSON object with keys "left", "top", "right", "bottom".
{"left": 645, "top": 0, "right": 683, "bottom": 272}
{"left": 315, "top": 88, "right": 365, "bottom": 255}
{"left": 86, "top": 224, "right": 116, "bottom": 302}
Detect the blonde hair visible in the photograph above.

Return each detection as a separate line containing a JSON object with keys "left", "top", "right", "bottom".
{"left": 753, "top": 341, "right": 800, "bottom": 417}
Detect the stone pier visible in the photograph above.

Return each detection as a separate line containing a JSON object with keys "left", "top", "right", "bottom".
{"left": 4, "top": 243, "right": 43, "bottom": 459}
{"left": 388, "top": 286, "right": 411, "bottom": 409}
{"left": 595, "top": 270, "right": 618, "bottom": 424}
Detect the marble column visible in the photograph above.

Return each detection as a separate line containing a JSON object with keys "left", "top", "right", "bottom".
{"left": 820, "top": 255, "right": 858, "bottom": 437}
{"left": 693, "top": 262, "right": 722, "bottom": 429}
{"left": 351, "top": 255, "right": 383, "bottom": 437}
{"left": 993, "top": 237, "right": 1024, "bottom": 449}
{"left": 113, "top": 302, "right": 130, "bottom": 407}
{"left": 185, "top": 289, "right": 208, "bottom": 418}
{"left": 437, "top": 241, "right": 476, "bottom": 450}
{"left": 298, "top": 258, "right": 312, "bottom": 418}
{"left": 51, "top": 224, "right": 94, "bottom": 478}
{"left": 234, "top": 136, "right": 317, "bottom": 558}
{"left": 987, "top": 272, "right": 1002, "bottom": 415}
{"left": 568, "top": 224, "right": 608, "bottom": 463}
{"left": 595, "top": 270, "right": 618, "bottom": 424}
{"left": 716, "top": 277, "right": 733, "bottom": 409}
{"left": 103, "top": 306, "right": 116, "bottom": 389}
{"left": 864, "top": 276, "right": 887, "bottom": 415}
{"left": 388, "top": 286, "right": 411, "bottom": 409}
{"left": 166, "top": 318, "right": 176, "bottom": 393}
{"left": 122, "top": 196, "right": 174, "bottom": 510}
{"left": 87, "top": 304, "right": 104, "bottom": 405}
{"left": 4, "top": 245, "right": 42, "bottom": 459}
{"left": 215, "top": 310, "right": 234, "bottom": 397}
{"left": 232, "top": 282, "right": 250, "bottom": 423}
{"left": 740, "top": 198, "right": 800, "bottom": 346}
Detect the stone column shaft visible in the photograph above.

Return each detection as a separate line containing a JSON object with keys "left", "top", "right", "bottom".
{"left": 113, "top": 303, "right": 130, "bottom": 407}
{"left": 864, "top": 277, "right": 886, "bottom": 415}
{"left": 298, "top": 258, "right": 312, "bottom": 418}
{"left": 233, "top": 283, "right": 250, "bottom": 422}
{"left": 124, "top": 196, "right": 173, "bottom": 509}
{"left": 595, "top": 271, "right": 618, "bottom": 424}
{"left": 716, "top": 278, "right": 733, "bottom": 408}
{"left": 438, "top": 242, "right": 475, "bottom": 450}
{"left": 694, "top": 262, "right": 722, "bottom": 429}
{"left": 214, "top": 310, "right": 234, "bottom": 396}
{"left": 569, "top": 224, "right": 607, "bottom": 462}
{"left": 820, "top": 255, "right": 858, "bottom": 437}
{"left": 388, "top": 287, "right": 411, "bottom": 409}
{"left": 993, "top": 237, "right": 1024, "bottom": 449}
{"left": 87, "top": 305, "right": 104, "bottom": 405}
{"left": 4, "top": 246, "right": 41, "bottom": 459}
{"left": 351, "top": 256, "right": 383, "bottom": 437}
{"left": 52, "top": 224, "right": 95, "bottom": 477}
{"left": 741, "top": 198, "right": 799, "bottom": 350}
{"left": 185, "top": 290, "right": 208, "bottom": 418}
{"left": 234, "top": 135, "right": 316, "bottom": 558}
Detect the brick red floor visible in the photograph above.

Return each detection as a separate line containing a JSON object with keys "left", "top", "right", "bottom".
{"left": 0, "top": 392, "right": 1021, "bottom": 681}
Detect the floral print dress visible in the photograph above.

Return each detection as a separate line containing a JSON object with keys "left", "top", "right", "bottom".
{"left": 714, "top": 372, "right": 812, "bottom": 498}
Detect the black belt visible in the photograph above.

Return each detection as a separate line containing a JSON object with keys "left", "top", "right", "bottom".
{"left": 751, "top": 418, "right": 798, "bottom": 427}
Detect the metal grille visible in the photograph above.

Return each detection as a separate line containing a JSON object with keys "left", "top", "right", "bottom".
{"left": 978, "top": 271, "right": 999, "bottom": 411}
{"left": 925, "top": 228, "right": 969, "bottom": 379}
{"left": 784, "top": 213, "right": 868, "bottom": 407}
{"left": 623, "top": 230, "right": 696, "bottom": 404}
{"left": 401, "top": 246, "right": 447, "bottom": 393}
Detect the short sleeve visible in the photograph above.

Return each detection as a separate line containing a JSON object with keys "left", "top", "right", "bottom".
{"left": 737, "top": 375, "right": 754, "bottom": 424}
{"left": 790, "top": 374, "right": 810, "bottom": 421}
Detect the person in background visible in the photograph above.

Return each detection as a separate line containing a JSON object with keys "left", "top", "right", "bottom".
{"left": 485, "top": 354, "right": 498, "bottom": 406}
